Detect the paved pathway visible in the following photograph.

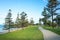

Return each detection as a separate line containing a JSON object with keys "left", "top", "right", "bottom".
{"left": 39, "top": 27, "right": 60, "bottom": 40}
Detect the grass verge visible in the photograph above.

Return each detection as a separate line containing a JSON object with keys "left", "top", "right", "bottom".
{"left": 0, "top": 25, "right": 44, "bottom": 40}
{"left": 43, "top": 26, "right": 60, "bottom": 35}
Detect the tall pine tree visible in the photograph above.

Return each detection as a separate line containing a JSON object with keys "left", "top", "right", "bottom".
{"left": 15, "top": 13, "right": 20, "bottom": 28}
{"left": 46, "top": 0, "right": 60, "bottom": 27}
{"left": 30, "top": 18, "right": 34, "bottom": 25}
{"left": 4, "top": 9, "right": 12, "bottom": 32}
{"left": 20, "top": 12, "right": 28, "bottom": 27}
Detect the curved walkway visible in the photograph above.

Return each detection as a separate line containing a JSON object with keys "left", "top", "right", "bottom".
{"left": 39, "top": 27, "right": 60, "bottom": 40}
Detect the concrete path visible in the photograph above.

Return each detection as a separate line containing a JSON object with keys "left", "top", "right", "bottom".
{"left": 39, "top": 27, "right": 60, "bottom": 40}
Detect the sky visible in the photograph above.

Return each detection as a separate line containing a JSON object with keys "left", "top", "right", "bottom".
{"left": 0, "top": 0, "right": 47, "bottom": 24}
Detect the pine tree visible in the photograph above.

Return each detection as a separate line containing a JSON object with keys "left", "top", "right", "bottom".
{"left": 15, "top": 13, "right": 20, "bottom": 28}
{"left": 42, "top": 7, "right": 50, "bottom": 25}
{"left": 46, "top": 0, "right": 60, "bottom": 27}
{"left": 4, "top": 9, "right": 12, "bottom": 32}
{"left": 30, "top": 18, "right": 34, "bottom": 25}
{"left": 20, "top": 12, "right": 28, "bottom": 27}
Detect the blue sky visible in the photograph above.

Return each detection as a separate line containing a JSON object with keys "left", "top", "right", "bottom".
{"left": 0, "top": 0, "right": 47, "bottom": 24}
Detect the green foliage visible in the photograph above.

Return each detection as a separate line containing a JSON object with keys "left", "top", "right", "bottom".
{"left": 53, "top": 15, "right": 60, "bottom": 27}
{"left": 0, "top": 25, "right": 43, "bottom": 40}
{"left": 4, "top": 9, "right": 14, "bottom": 30}
{"left": 15, "top": 13, "right": 21, "bottom": 28}
{"left": 14, "top": 12, "right": 29, "bottom": 28}
{"left": 20, "top": 12, "right": 28, "bottom": 27}
{"left": 46, "top": 0, "right": 60, "bottom": 27}
{"left": 46, "top": 20, "right": 52, "bottom": 26}
{"left": 41, "top": 7, "right": 50, "bottom": 26}
{"left": 30, "top": 18, "right": 34, "bottom": 25}
{"left": 43, "top": 26, "right": 60, "bottom": 35}
{"left": 42, "top": 7, "right": 47, "bottom": 16}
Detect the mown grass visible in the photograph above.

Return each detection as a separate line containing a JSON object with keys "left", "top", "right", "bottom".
{"left": 0, "top": 25, "right": 43, "bottom": 40}
{"left": 43, "top": 26, "right": 60, "bottom": 35}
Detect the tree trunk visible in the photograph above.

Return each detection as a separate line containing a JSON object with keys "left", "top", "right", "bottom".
{"left": 52, "top": 14, "right": 53, "bottom": 27}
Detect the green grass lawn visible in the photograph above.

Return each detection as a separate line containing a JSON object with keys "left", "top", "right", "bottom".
{"left": 43, "top": 26, "right": 60, "bottom": 35}
{"left": 0, "top": 25, "right": 44, "bottom": 40}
